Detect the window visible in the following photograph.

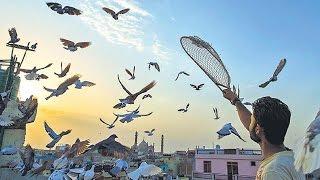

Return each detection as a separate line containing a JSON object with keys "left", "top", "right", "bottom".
{"left": 203, "top": 161, "right": 212, "bottom": 173}
{"left": 251, "top": 161, "right": 256, "bottom": 166}
{"left": 227, "top": 162, "right": 238, "bottom": 180}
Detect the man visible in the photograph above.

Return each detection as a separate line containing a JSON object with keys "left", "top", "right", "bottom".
{"left": 223, "top": 89, "right": 305, "bottom": 180}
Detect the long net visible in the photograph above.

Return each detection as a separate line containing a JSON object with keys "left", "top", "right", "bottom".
{"left": 180, "top": 36, "right": 230, "bottom": 91}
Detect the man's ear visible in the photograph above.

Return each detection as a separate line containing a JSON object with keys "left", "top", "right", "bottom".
{"left": 256, "top": 124, "right": 262, "bottom": 135}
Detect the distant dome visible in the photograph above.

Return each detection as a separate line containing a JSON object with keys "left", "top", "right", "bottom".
{"left": 138, "top": 139, "right": 148, "bottom": 149}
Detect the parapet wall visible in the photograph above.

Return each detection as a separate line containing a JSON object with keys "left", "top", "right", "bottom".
{"left": 0, "top": 168, "right": 47, "bottom": 180}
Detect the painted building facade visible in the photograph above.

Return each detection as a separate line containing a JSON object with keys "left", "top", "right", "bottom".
{"left": 194, "top": 146, "right": 262, "bottom": 179}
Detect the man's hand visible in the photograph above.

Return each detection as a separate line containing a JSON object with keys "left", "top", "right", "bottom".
{"left": 223, "top": 88, "right": 238, "bottom": 102}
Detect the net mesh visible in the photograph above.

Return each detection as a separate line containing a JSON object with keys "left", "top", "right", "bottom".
{"left": 180, "top": 36, "right": 231, "bottom": 89}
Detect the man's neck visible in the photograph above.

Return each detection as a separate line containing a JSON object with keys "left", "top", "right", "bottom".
{"left": 259, "top": 141, "right": 287, "bottom": 160}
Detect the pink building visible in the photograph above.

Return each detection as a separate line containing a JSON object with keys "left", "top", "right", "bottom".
{"left": 193, "top": 145, "right": 262, "bottom": 180}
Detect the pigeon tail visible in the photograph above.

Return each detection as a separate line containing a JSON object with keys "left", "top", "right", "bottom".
{"left": 294, "top": 133, "right": 320, "bottom": 174}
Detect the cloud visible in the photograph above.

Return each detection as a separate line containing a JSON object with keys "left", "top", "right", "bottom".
{"left": 152, "top": 34, "right": 171, "bottom": 60}
{"left": 79, "top": 0, "right": 151, "bottom": 51}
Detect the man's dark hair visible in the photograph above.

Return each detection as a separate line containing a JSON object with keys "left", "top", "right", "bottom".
{"left": 252, "top": 96, "right": 291, "bottom": 145}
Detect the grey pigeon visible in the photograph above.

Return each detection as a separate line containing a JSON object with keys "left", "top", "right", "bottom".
{"left": 217, "top": 123, "right": 246, "bottom": 142}
{"left": 190, "top": 84, "right": 204, "bottom": 90}
{"left": 74, "top": 79, "right": 95, "bottom": 89}
{"left": 109, "top": 159, "right": 129, "bottom": 177}
{"left": 44, "top": 121, "right": 71, "bottom": 148}
{"left": 259, "top": 58, "right": 287, "bottom": 88}
{"left": 102, "top": 7, "right": 130, "bottom": 20}
{"left": 46, "top": 2, "right": 82, "bottom": 15}
{"left": 175, "top": 71, "right": 190, "bottom": 81}
{"left": 125, "top": 66, "right": 135, "bottom": 80}
{"left": 30, "top": 43, "right": 37, "bottom": 50}
{"left": 60, "top": 38, "right": 91, "bottom": 52}
{"left": 54, "top": 62, "right": 71, "bottom": 78}
{"left": 142, "top": 94, "right": 152, "bottom": 99}
{"left": 99, "top": 117, "right": 118, "bottom": 129}
{"left": 144, "top": 129, "right": 155, "bottom": 136}
{"left": 8, "top": 28, "right": 20, "bottom": 44}
{"left": 19, "top": 144, "right": 34, "bottom": 176}
{"left": 178, "top": 103, "right": 189, "bottom": 113}
{"left": 148, "top": 62, "right": 160, "bottom": 72}
{"left": 114, "top": 75, "right": 156, "bottom": 109}
{"left": 114, "top": 106, "right": 153, "bottom": 123}
{"left": 213, "top": 107, "right": 220, "bottom": 120}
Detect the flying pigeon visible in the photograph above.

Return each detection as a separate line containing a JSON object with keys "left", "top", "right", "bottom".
{"left": 102, "top": 7, "right": 130, "bottom": 20}
{"left": 74, "top": 79, "right": 96, "bottom": 89}
{"left": 46, "top": 2, "right": 82, "bottom": 15}
{"left": 142, "top": 94, "right": 152, "bottom": 100}
{"left": 20, "top": 63, "right": 52, "bottom": 80}
{"left": 294, "top": 108, "right": 320, "bottom": 174}
{"left": 114, "top": 106, "right": 153, "bottom": 123}
{"left": 30, "top": 43, "right": 37, "bottom": 50}
{"left": 19, "top": 144, "right": 35, "bottom": 176}
{"left": 99, "top": 117, "right": 118, "bottom": 129}
{"left": 8, "top": 28, "right": 20, "bottom": 44}
{"left": 217, "top": 123, "right": 246, "bottom": 142}
{"left": 60, "top": 38, "right": 91, "bottom": 52}
{"left": 144, "top": 129, "right": 155, "bottom": 136}
{"left": 86, "top": 134, "right": 130, "bottom": 157}
{"left": 213, "top": 107, "right": 220, "bottom": 120}
{"left": 114, "top": 75, "right": 156, "bottom": 109}
{"left": 128, "top": 162, "right": 162, "bottom": 180}
{"left": 259, "top": 58, "right": 287, "bottom": 88}
{"left": 125, "top": 66, "right": 136, "bottom": 80}
{"left": 44, "top": 121, "right": 71, "bottom": 148}
{"left": 1, "top": 145, "right": 19, "bottom": 155}
{"left": 108, "top": 159, "right": 129, "bottom": 177}
{"left": 190, "top": 84, "right": 204, "bottom": 90}
{"left": 178, "top": 103, "right": 189, "bottom": 113}
{"left": 54, "top": 62, "right": 71, "bottom": 78}
{"left": 44, "top": 74, "right": 81, "bottom": 100}
{"left": 175, "top": 71, "right": 190, "bottom": 81}
{"left": 148, "top": 62, "right": 160, "bottom": 72}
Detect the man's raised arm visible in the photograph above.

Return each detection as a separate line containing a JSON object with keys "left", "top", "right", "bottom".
{"left": 223, "top": 89, "right": 252, "bottom": 131}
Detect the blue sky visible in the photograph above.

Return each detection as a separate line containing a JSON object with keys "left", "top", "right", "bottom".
{"left": 0, "top": 0, "right": 319, "bottom": 152}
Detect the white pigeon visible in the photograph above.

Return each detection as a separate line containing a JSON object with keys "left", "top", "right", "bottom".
{"left": 294, "top": 108, "right": 320, "bottom": 174}
{"left": 84, "top": 165, "right": 95, "bottom": 180}
{"left": 217, "top": 123, "right": 246, "bottom": 142}
{"left": 113, "top": 106, "right": 152, "bottom": 123}
{"left": 74, "top": 79, "right": 96, "bottom": 89}
{"left": 109, "top": 159, "right": 129, "bottom": 176}
{"left": 1, "top": 145, "right": 19, "bottom": 155}
{"left": 128, "top": 162, "right": 162, "bottom": 180}
{"left": 0, "top": 100, "right": 24, "bottom": 127}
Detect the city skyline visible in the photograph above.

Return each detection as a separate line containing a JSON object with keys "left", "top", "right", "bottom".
{"left": 0, "top": 0, "right": 319, "bottom": 153}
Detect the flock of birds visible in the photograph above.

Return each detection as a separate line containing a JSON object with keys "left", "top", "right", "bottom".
{"left": 0, "top": 1, "right": 296, "bottom": 179}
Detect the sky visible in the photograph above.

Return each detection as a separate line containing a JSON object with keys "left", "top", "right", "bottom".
{"left": 0, "top": 0, "right": 319, "bottom": 153}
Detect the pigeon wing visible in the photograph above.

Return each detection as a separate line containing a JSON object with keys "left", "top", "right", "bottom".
{"left": 150, "top": 129, "right": 155, "bottom": 133}
{"left": 259, "top": 80, "right": 271, "bottom": 88}
{"left": 198, "top": 84, "right": 205, "bottom": 88}
{"left": 38, "top": 74, "right": 49, "bottom": 79}
{"left": 144, "top": 131, "right": 150, "bottom": 134}
{"left": 75, "top": 42, "right": 91, "bottom": 48}
{"left": 273, "top": 58, "right": 286, "bottom": 78}
{"left": 183, "top": 71, "right": 190, "bottom": 76}
{"left": 117, "top": 8, "right": 130, "bottom": 15}
{"left": 63, "top": 6, "right": 82, "bottom": 15}
{"left": 58, "top": 74, "right": 81, "bottom": 89}
{"left": 137, "top": 81, "right": 156, "bottom": 95}
{"left": 81, "top": 81, "right": 96, "bottom": 87}
{"left": 43, "top": 86, "right": 55, "bottom": 92}
{"left": 125, "top": 69, "right": 133, "bottom": 77}
{"left": 190, "top": 84, "right": 197, "bottom": 88}
{"left": 44, "top": 122, "right": 58, "bottom": 139}
{"left": 117, "top": 75, "right": 132, "bottom": 95}
{"left": 46, "top": 2, "right": 62, "bottom": 11}
{"left": 99, "top": 118, "right": 108, "bottom": 125}
{"left": 60, "top": 38, "right": 75, "bottom": 46}
{"left": 36, "top": 63, "right": 53, "bottom": 71}
{"left": 137, "top": 112, "right": 153, "bottom": 117}
{"left": 155, "top": 63, "right": 160, "bottom": 72}
{"left": 102, "top": 7, "right": 116, "bottom": 16}
{"left": 230, "top": 126, "right": 246, "bottom": 142}
{"left": 61, "top": 63, "right": 71, "bottom": 76}
{"left": 19, "top": 69, "right": 33, "bottom": 73}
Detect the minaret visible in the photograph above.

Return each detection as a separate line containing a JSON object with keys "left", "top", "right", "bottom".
{"left": 134, "top": 131, "right": 138, "bottom": 147}
{"left": 161, "top": 135, "right": 164, "bottom": 154}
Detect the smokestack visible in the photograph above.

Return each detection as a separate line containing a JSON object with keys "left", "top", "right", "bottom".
{"left": 161, "top": 135, "right": 164, "bottom": 154}
{"left": 134, "top": 131, "right": 138, "bottom": 147}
